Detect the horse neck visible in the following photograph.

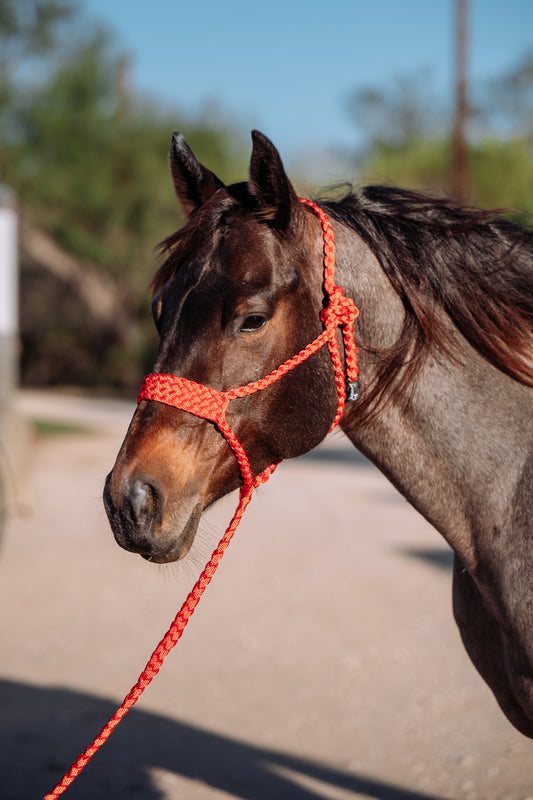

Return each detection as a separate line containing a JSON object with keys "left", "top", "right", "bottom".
{"left": 334, "top": 224, "right": 533, "bottom": 570}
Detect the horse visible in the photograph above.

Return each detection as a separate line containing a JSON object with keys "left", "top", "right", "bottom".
{"left": 104, "top": 130, "right": 533, "bottom": 738}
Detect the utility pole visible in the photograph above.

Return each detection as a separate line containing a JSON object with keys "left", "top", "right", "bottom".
{"left": 451, "top": 0, "right": 469, "bottom": 204}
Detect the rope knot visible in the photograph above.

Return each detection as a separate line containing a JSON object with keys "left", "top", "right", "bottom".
{"left": 320, "top": 285, "right": 359, "bottom": 329}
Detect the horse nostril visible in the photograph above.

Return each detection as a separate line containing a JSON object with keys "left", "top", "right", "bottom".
{"left": 129, "top": 479, "right": 159, "bottom": 524}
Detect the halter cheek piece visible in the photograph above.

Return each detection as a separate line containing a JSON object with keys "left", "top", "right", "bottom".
{"left": 137, "top": 198, "right": 360, "bottom": 492}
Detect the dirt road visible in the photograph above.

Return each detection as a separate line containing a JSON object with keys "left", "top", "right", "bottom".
{"left": 1, "top": 390, "right": 533, "bottom": 799}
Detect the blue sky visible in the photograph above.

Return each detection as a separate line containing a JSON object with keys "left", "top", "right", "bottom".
{"left": 81, "top": 0, "right": 533, "bottom": 177}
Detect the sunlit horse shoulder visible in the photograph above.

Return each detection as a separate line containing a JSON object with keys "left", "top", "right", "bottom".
{"left": 104, "top": 131, "right": 533, "bottom": 737}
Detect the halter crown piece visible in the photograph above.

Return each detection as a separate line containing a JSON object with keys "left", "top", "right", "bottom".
{"left": 43, "top": 198, "right": 359, "bottom": 798}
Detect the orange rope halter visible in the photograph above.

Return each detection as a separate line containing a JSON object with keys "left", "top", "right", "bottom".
{"left": 43, "top": 198, "right": 359, "bottom": 799}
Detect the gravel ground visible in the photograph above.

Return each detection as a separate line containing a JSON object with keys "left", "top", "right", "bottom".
{"left": 1, "top": 389, "right": 533, "bottom": 800}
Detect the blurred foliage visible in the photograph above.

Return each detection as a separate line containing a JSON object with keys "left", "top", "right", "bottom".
{"left": 32, "top": 417, "right": 90, "bottom": 438}
{"left": 347, "top": 70, "right": 447, "bottom": 150}
{"left": 347, "top": 56, "right": 533, "bottom": 217}
{"left": 0, "top": 0, "right": 247, "bottom": 391}
{"left": 354, "top": 136, "right": 533, "bottom": 215}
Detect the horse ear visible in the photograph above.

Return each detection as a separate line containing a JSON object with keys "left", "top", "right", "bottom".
{"left": 249, "top": 130, "right": 301, "bottom": 231}
{"left": 168, "top": 131, "right": 225, "bottom": 218}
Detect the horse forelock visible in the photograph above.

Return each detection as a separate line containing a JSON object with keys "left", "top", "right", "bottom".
{"left": 151, "top": 182, "right": 303, "bottom": 297}
{"left": 152, "top": 194, "right": 233, "bottom": 295}
{"left": 323, "top": 187, "right": 533, "bottom": 391}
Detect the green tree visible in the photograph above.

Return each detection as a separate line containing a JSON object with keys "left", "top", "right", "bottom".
{"left": 0, "top": 0, "right": 248, "bottom": 390}
{"left": 0, "top": 0, "right": 74, "bottom": 72}
{"left": 346, "top": 60, "right": 533, "bottom": 217}
{"left": 0, "top": 0, "right": 75, "bottom": 139}
{"left": 484, "top": 52, "right": 533, "bottom": 142}
{"left": 347, "top": 71, "right": 445, "bottom": 152}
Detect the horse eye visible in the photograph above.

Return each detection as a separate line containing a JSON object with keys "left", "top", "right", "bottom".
{"left": 240, "top": 314, "right": 267, "bottom": 333}
{"left": 151, "top": 292, "right": 164, "bottom": 328}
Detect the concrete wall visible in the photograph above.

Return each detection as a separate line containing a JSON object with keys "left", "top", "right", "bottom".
{"left": 0, "top": 185, "right": 29, "bottom": 525}
{"left": 0, "top": 184, "right": 18, "bottom": 423}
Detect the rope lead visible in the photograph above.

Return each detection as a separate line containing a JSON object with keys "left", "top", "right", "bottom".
{"left": 43, "top": 198, "right": 359, "bottom": 798}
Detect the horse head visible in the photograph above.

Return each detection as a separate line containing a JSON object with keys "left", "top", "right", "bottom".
{"left": 104, "top": 132, "right": 339, "bottom": 563}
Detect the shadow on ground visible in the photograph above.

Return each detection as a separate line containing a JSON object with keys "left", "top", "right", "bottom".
{"left": 303, "top": 444, "right": 372, "bottom": 468}
{"left": 2, "top": 679, "right": 446, "bottom": 800}
{"left": 399, "top": 547, "right": 454, "bottom": 571}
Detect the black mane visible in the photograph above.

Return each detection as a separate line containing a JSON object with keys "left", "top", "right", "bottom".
{"left": 322, "top": 186, "right": 533, "bottom": 393}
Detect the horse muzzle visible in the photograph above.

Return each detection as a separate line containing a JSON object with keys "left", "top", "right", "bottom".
{"left": 103, "top": 471, "right": 202, "bottom": 563}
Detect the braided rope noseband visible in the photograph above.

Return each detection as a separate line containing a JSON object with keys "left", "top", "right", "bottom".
{"left": 43, "top": 198, "right": 359, "bottom": 798}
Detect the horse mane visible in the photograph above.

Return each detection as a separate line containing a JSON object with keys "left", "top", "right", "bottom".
{"left": 152, "top": 183, "right": 532, "bottom": 424}
{"left": 321, "top": 186, "right": 533, "bottom": 419}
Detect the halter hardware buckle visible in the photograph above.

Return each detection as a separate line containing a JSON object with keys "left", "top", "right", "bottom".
{"left": 347, "top": 380, "right": 359, "bottom": 402}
